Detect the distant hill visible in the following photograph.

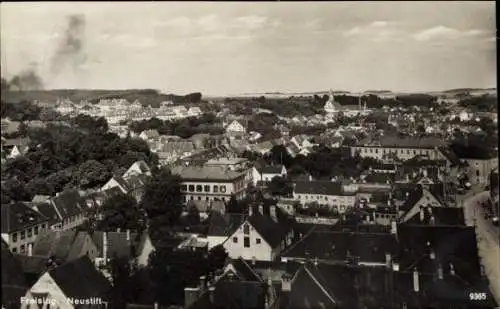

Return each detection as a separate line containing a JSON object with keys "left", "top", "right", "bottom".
{"left": 442, "top": 87, "right": 496, "bottom": 94}
{"left": 1, "top": 89, "right": 203, "bottom": 107}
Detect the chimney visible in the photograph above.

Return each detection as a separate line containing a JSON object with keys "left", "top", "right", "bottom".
{"left": 28, "top": 243, "right": 33, "bottom": 257}
{"left": 248, "top": 205, "right": 253, "bottom": 216}
{"left": 385, "top": 253, "right": 391, "bottom": 268}
{"left": 270, "top": 205, "right": 277, "bottom": 222}
{"left": 429, "top": 215, "right": 435, "bottom": 225}
{"left": 390, "top": 221, "right": 397, "bottom": 237}
{"left": 200, "top": 276, "right": 207, "bottom": 292}
{"left": 430, "top": 249, "right": 436, "bottom": 260}
{"left": 208, "top": 286, "right": 215, "bottom": 304}
{"left": 413, "top": 268, "right": 420, "bottom": 292}
{"left": 154, "top": 302, "right": 158, "bottom": 309}
{"left": 258, "top": 205, "right": 264, "bottom": 215}
{"left": 314, "top": 257, "right": 318, "bottom": 266}
{"left": 419, "top": 207, "right": 425, "bottom": 222}
{"left": 392, "top": 262, "right": 400, "bottom": 272}
{"left": 423, "top": 169, "right": 428, "bottom": 177}
{"left": 437, "top": 264, "right": 443, "bottom": 280}
{"left": 117, "top": 228, "right": 121, "bottom": 233}
{"left": 103, "top": 232, "right": 108, "bottom": 261}
{"left": 450, "top": 263, "right": 455, "bottom": 275}
{"left": 184, "top": 287, "right": 200, "bottom": 308}
{"left": 252, "top": 256, "right": 256, "bottom": 265}
{"left": 126, "top": 229, "right": 131, "bottom": 241}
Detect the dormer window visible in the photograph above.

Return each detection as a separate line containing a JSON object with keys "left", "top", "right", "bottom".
{"left": 243, "top": 223, "right": 250, "bottom": 235}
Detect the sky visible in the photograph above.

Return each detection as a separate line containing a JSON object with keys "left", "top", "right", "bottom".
{"left": 0, "top": 1, "right": 496, "bottom": 95}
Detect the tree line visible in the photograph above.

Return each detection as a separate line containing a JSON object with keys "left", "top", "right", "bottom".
{"left": 128, "top": 113, "right": 224, "bottom": 138}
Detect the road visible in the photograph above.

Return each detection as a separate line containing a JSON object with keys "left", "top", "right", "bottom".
{"left": 461, "top": 189, "right": 500, "bottom": 305}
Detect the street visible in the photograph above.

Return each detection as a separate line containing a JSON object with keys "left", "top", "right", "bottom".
{"left": 461, "top": 189, "right": 500, "bottom": 305}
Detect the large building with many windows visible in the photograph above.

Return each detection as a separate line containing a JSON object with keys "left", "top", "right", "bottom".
{"left": 172, "top": 159, "right": 252, "bottom": 203}
{"left": 350, "top": 136, "right": 448, "bottom": 161}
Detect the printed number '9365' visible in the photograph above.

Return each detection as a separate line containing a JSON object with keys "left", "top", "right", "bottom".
{"left": 469, "top": 292, "right": 487, "bottom": 300}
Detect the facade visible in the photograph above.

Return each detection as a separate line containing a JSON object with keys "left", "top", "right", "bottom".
{"left": 464, "top": 157, "right": 499, "bottom": 186}
{"left": 21, "top": 256, "right": 110, "bottom": 309}
{"left": 252, "top": 165, "right": 287, "bottom": 185}
{"left": 1, "top": 203, "right": 50, "bottom": 255}
{"left": 123, "top": 160, "right": 152, "bottom": 178}
{"left": 172, "top": 164, "right": 251, "bottom": 203}
{"left": 350, "top": 136, "right": 447, "bottom": 161}
{"left": 293, "top": 181, "right": 357, "bottom": 213}
{"left": 223, "top": 205, "right": 293, "bottom": 262}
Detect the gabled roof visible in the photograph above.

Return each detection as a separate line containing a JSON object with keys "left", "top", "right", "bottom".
{"left": 281, "top": 228, "right": 396, "bottom": 264}
{"left": 14, "top": 254, "right": 48, "bottom": 276}
{"left": 91, "top": 231, "right": 138, "bottom": 259}
{"left": 1, "top": 202, "right": 49, "bottom": 234}
{"left": 294, "top": 181, "right": 343, "bottom": 196}
{"left": 32, "top": 230, "right": 88, "bottom": 263}
{"left": 50, "top": 190, "right": 84, "bottom": 220}
{"left": 246, "top": 208, "right": 291, "bottom": 248}
{"left": 109, "top": 175, "right": 131, "bottom": 192}
{"left": 226, "top": 258, "right": 263, "bottom": 282}
{"left": 405, "top": 206, "right": 465, "bottom": 226}
{"left": 207, "top": 212, "right": 243, "bottom": 237}
{"left": 48, "top": 256, "right": 111, "bottom": 299}
{"left": 259, "top": 165, "right": 284, "bottom": 175}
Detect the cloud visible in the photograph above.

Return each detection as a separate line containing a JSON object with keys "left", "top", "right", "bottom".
{"left": 235, "top": 15, "right": 268, "bottom": 29}
{"left": 343, "top": 21, "right": 404, "bottom": 42}
{"left": 413, "top": 26, "right": 488, "bottom": 41}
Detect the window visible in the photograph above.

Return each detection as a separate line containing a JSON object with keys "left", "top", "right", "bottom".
{"left": 198, "top": 196, "right": 201, "bottom": 201}
{"left": 233, "top": 237, "right": 238, "bottom": 243}
{"left": 196, "top": 185, "right": 202, "bottom": 192}
{"left": 12, "top": 233, "right": 17, "bottom": 243}
{"left": 222, "top": 197, "right": 226, "bottom": 202}
{"left": 220, "top": 186, "right": 226, "bottom": 193}
{"left": 190, "top": 196, "right": 194, "bottom": 200}
{"left": 256, "top": 238, "right": 261, "bottom": 244}
{"left": 41, "top": 223, "right": 46, "bottom": 229}
{"left": 244, "top": 237, "right": 250, "bottom": 248}
{"left": 413, "top": 150, "right": 417, "bottom": 155}
{"left": 375, "top": 149, "right": 379, "bottom": 154}
{"left": 188, "top": 185, "right": 195, "bottom": 192}
{"left": 27, "top": 228, "right": 32, "bottom": 238}
{"left": 213, "top": 186, "right": 219, "bottom": 193}
{"left": 21, "top": 231, "right": 25, "bottom": 240}
{"left": 181, "top": 185, "right": 187, "bottom": 191}
{"left": 476, "top": 170, "right": 480, "bottom": 177}
{"left": 206, "top": 197, "right": 210, "bottom": 201}
{"left": 243, "top": 224, "right": 250, "bottom": 235}
{"left": 12, "top": 247, "right": 17, "bottom": 253}
{"left": 20, "top": 245, "right": 25, "bottom": 253}
{"left": 204, "top": 185, "right": 210, "bottom": 192}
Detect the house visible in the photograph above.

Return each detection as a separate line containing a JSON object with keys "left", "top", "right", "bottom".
{"left": 463, "top": 156, "right": 499, "bottom": 186}
{"left": 1, "top": 202, "right": 50, "bottom": 255}
{"left": 399, "top": 185, "right": 447, "bottom": 223}
{"left": 123, "top": 160, "right": 152, "bottom": 178}
{"left": 293, "top": 181, "right": 356, "bottom": 213}
{"left": 290, "top": 135, "right": 314, "bottom": 151}
{"left": 350, "top": 135, "right": 447, "bottom": 162}
{"left": 1, "top": 137, "right": 31, "bottom": 159}
{"left": 188, "top": 107, "right": 203, "bottom": 117}
{"left": 31, "top": 230, "right": 98, "bottom": 264}
{"left": 222, "top": 204, "right": 293, "bottom": 262}
{"left": 252, "top": 164, "right": 287, "bottom": 185}
{"left": 101, "top": 175, "right": 130, "bottom": 193}
{"left": 172, "top": 105, "right": 189, "bottom": 118}
{"left": 225, "top": 120, "right": 247, "bottom": 140}
{"left": 280, "top": 227, "right": 396, "bottom": 266}
{"left": 286, "top": 262, "right": 391, "bottom": 309}
{"left": 2, "top": 240, "right": 29, "bottom": 309}
{"left": 185, "top": 258, "right": 267, "bottom": 309}
{"left": 48, "top": 190, "right": 86, "bottom": 231}
{"left": 139, "top": 129, "right": 160, "bottom": 141}
{"left": 21, "top": 256, "right": 111, "bottom": 309}
{"left": 91, "top": 230, "right": 138, "bottom": 268}
{"left": 205, "top": 212, "right": 244, "bottom": 250}
{"left": 171, "top": 164, "right": 250, "bottom": 203}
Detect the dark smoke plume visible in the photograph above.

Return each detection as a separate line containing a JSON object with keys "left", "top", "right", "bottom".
{"left": 50, "top": 14, "right": 86, "bottom": 78}
{"left": 8, "top": 69, "right": 44, "bottom": 91}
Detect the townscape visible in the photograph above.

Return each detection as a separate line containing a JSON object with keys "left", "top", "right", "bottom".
{"left": 1, "top": 2, "right": 498, "bottom": 309}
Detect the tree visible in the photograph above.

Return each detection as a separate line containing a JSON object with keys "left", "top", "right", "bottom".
{"left": 268, "top": 176, "right": 292, "bottom": 197}
{"left": 97, "top": 192, "right": 145, "bottom": 232}
{"left": 185, "top": 204, "right": 201, "bottom": 225}
{"left": 207, "top": 245, "right": 228, "bottom": 274}
{"left": 267, "top": 145, "right": 293, "bottom": 167}
{"left": 142, "top": 168, "right": 182, "bottom": 239}
{"left": 72, "top": 160, "right": 111, "bottom": 189}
